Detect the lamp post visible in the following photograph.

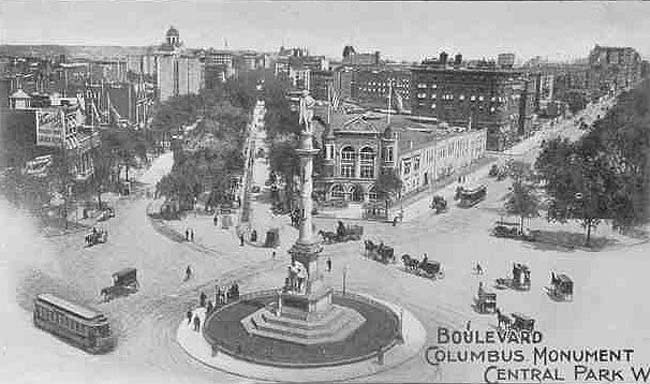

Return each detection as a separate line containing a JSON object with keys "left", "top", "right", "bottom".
{"left": 342, "top": 265, "right": 348, "bottom": 295}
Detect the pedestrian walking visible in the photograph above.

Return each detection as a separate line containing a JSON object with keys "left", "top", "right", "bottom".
{"left": 240, "top": 234, "right": 245, "bottom": 246}
{"left": 272, "top": 251, "right": 276, "bottom": 259}
{"left": 193, "top": 314, "right": 201, "bottom": 332}
{"left": 200, "top": 291, "right": 207, "bottom": 307}
{"left": 190, "top": 229, "right": 195, "bottom": 242}
{"left": 206, "top": 300, "right": 214, "bottom": 315}
{"left": 185, "top": 228, "right": 189, "bottom": 241}
{"left": 187, "top": 310, "right": 193, "bottom": 325}
{"left": 466, "top": 320, "right": 472, "bottom": 331}
{"left": 326, "top": 257, "right": 332, "bottom": 272}
{"left": 377, "top": 347, "right": 384, "bottom": 365}
{"left": 393, "top": 216, "right": 398, "bottom": 227}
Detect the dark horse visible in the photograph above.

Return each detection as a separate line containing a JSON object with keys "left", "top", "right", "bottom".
{"left": 496, "top": 308, "right": 511, "bottom": 330}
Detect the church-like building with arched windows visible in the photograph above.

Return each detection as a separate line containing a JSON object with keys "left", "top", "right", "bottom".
{"left": 313, "top": 109, "right": 486, "bottom": 218}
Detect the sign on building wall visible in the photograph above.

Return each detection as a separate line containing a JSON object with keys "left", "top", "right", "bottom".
{"left": 35, "top": 109, "right": 64, "bottom": 147}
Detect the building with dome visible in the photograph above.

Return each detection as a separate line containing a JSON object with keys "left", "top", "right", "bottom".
{"left": 155, "top": 26, "right": 202, "bottom": 101}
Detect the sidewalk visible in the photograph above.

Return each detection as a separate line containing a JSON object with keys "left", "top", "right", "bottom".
{"left": 176, "top": 294, "right": 426, "bottom": 383}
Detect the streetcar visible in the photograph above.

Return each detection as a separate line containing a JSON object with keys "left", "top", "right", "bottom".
{"left": 33, "top": 293, "right": 114, "bottom": 354}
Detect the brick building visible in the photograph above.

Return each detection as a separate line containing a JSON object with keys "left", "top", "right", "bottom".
{"left": 350, "top": 68, "right": 411, "bottom": 111}
{"left": 156, "top": 27, "right": 202, "bottom": 102}
{"left": 588, "top": 45, "right": 642, "bottom": 92}
{"left": 411, "top": 52, "right": 524, "bottom": 151}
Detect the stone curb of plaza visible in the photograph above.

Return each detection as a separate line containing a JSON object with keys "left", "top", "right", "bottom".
{"left": 176, "top": 294, "right": 427, "bottom": 383}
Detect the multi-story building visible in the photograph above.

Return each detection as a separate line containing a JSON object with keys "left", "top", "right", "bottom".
{"left": 497, "top": 53, "right": 516, "bottom": 69}
{"left": 411, "top": 52, "right": 524, "bottom": 151}
{"left": 315, "top": 112, "right": 486, "bottom": 204}
{"left": 342, "top": 46, "right": 381, "bottom": 66}
{"left": 156, "top": 27, "right": 202, "bottom": 102}
{"left": 1, "top": 89, "right": 100, "bottom": 181}
{"left": 310, "top": 70, "right": 334, "bottom": 101}
{"left": 350, "top": 68, "right": 411, "bottom": 110}
{"left": 588, "top": 45, "right": 642, "bottom": 92}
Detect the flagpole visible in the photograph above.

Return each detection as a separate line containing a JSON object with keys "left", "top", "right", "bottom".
{"left": 387, "top": 82, "right": 392, "bottom": 124}
{"left": 327, "top": 84, "right": 331, "bottom": 124}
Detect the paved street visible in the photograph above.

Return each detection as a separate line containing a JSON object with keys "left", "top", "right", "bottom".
{"left": 2, "top": 95, "right": 649, "bottom": 383}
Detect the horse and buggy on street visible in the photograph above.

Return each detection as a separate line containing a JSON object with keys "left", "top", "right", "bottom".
{"left": 494, "top": 263, "right": 531, "bottom": 291}
{"left": 545, "top": 272, "right": 573, "bottom": 301}
{"left": 430, "top": 195, "right": 448, "bottom": 214}
{"left": 363, "top": 239, "right": 396, "bottom": 264}
{"left": 496, "top": 310, "right": 536, "bottom": 332}
{"left": 100, "top": 268, "right": 140, "bottom": 302}
{"left": 401, "top": 254, "right": 445, "bottom": 280}
{"left": 85, "top": 227, "right": 108, "bottom": 247}
{"left": 474, "top": 282, "right": 497, "bottom": 314}
{"left": 319, "top": 221, "right": 364, "bottom": 244}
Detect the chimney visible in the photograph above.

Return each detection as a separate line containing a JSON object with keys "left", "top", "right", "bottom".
{"left": 439, "top": 51, "right": 448, "bottom": 66}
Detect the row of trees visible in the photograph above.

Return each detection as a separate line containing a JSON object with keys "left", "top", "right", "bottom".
{"left": 154, "top": 76, "right": 258, "bottom": 212}
{"left": 505, "top": 79, "right": 650, "bottom": 245}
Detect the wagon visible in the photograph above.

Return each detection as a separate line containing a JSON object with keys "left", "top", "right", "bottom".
{"left": 547, "top": 273, "right": 573, "bottom": 301}
{"left": 511, "top": 312, "right": 535, "bottom": 332}
{"left": 100, "top": 268, "right": 139, "bottom": 302}
{"left": 475, "top": 284, "right": 497, "bottom": 314}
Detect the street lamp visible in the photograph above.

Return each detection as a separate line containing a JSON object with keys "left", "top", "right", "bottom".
{"left": 342, "top": 265, "right": 349, "bottom": 295}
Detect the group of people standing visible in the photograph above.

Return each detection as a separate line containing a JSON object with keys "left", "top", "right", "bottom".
{"left": 186, "top": 282, "right": 241, "bottom": 332}
{"left": 185, "top": 228, "right": 195, "bottom": 242}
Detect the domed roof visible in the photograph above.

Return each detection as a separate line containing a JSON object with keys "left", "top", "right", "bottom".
{"left": 166, "top": 26, "right": 179, "bottom": 37}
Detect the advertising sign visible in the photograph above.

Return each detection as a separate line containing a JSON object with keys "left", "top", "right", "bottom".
{"left": 35, "top": 109, "right": 64, "bottom": 147}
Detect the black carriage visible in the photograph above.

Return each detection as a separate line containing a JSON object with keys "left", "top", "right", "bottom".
{"left": 365, "top": 240, "right": 395, "bottom": 264}
{"left": 320, "top": 221, "right": 364, "bottom": 244}
{"left": 430, "top": 195, "right": 448, "bottom": 214}
{"left": 511, "top": 313, "right": 535, "bottom": 332}
{"left": 494, "top": 263, "right": 531, "bottom": 291}
{"left": 97, "top": 207, "right": 115, "bottom": 222}
{"left": 455, "top": 185, "right": 487, "bottom": 208}
{"left": 85, "top": 228, "right": 108, "bottom": 247}
{"left": 475, "top": 284, "right": 497, "bottom": 314}
{"left": 489, "top": 164, "right": 499, "bottom": 177}
{"left": 401, "top": 254, "right": 444, "bottom": 280}
{"left": 100, "top": 268, "right": 139, "bottom": 302}
{"left": 548, "top": 273, "right": 573, "bottom": 301}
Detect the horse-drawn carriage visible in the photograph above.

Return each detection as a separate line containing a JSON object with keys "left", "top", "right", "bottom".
{"left": 488, "top": 164, "right": 508, "bottom": 181}
{"left": 492, "top": 221, "right": 537, "bottom": 242}
{"left": 430, "top": 195, "right": 448, "bottom": 214}
{"left": 474, "top": 283, "right": 497, "bottom": 314}
{"left": 401, "top": 254, "right": 445, "bottom": 280}
{"left": 364, "top": 240, "right": 396, "bottom": 264}
{"left": 97, "top": 207, "right": 115, "bottom": 222}
{"left": 547, "top": 272, "right": 573, "bottom": 301}
{"left": 319, "top": 221, "right": 364, "bottom": 244}
{"left": 496, "top": 310, "right": 535, "bottom": 332}
{"left": 494, "top": 263, "right": 531, "bottom": 291}
{"left": 100, "top": 268, "right": 139, "bottom": 302}
{"left": 85, "top": 228, "right": 108, "bottom": 247}
{"left": 455, "top": 185, "right": 487, "bottom": 208}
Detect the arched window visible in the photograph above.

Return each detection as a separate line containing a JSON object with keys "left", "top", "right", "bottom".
{"left": 340, "top": 146, "right": 355, "bottom": 178}
{"left": 349, "top": 185, "right": 363, "bottom": 202}
{"left": 331, "top": 184, "right": 345, "bottom": 199}
{"left": 368, "top": 185, "right": 378, "bottom": 201}
{"left": 360, "top": 146, "right": 375, "bottom": 179}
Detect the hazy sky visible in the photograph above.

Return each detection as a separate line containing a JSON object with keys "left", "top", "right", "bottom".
{"left": 1, "top": 1, "right": 649, "bottom": 62}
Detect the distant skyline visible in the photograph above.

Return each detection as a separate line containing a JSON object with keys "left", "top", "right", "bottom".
{"left": 1, "top": 1, "right": 650, "bottom": 62}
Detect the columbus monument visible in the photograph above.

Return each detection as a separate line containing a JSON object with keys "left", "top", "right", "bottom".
{"left": 242, "top": 90, "right": 365, "bottom": 344}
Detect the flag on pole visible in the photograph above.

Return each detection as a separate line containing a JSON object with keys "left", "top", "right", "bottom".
{"left": 328, "top": 83, "right": 342, "bottom": 112}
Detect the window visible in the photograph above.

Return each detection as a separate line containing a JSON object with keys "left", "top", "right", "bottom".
{"left": 431, "top": 94, "right": 437, "bottom": 99}
{"left": 417, "top": 92, "right": 427, "bottom": 99}
{"left": 403, "top": 160, "right": 412, "bottom": 175}
{"left": 341, "top": 164, "right": 354, "bottom": 178}
{"left": 459, "top": 95, "right": 465, "bottom": 100}
{"left": 341, "top": 146, "right": 355, "bottom": 162}
{"left": 368, "top": 186, "right": 378, "bottom": 201}
{"left": 471, "top": 95, "right": 476, "bottom": 101}
{"left": 331, "top": 185, "right": 345, "bottom": 199}
{"left": 491, "top": 96, "right": 496, "bottom": 102}
{"left": 360, "top": 147, "right": 375, "bottom": 179}
{"left": 417, "top": 83, "right": 427, "bottom": 88}
{"left": 432, "top": 84, "right": 438, "bottom": 89}
{"left": 431, "top": 103, "right": 437, "bottom": 109}
{"left": 479, "top": 96, "right": 484, "bottom": 101}
{"left": 414, "top": 156, "right": 420, "bottom": 171}
{"left": 385, "top": 147, "right": 394, "bottom": 162}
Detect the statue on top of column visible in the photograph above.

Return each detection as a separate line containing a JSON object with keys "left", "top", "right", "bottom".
{"left": 299, "top": 89, "right": 315, "bottom": 134}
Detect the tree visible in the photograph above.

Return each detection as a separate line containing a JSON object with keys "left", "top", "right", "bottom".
{"left": 50, "top": 151, "right": 76, "bottom": 229}
{"left": 504, "top": 180, "right": 540, "bottom": 232}
{"left": 375, "top": 169, "right": 403, "bottom": 202}
{"left": 89, "top": 146, "right": 114, "bottom": 209}
{"left": 535, "top": 138, "right": 613, "bottom": 246}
